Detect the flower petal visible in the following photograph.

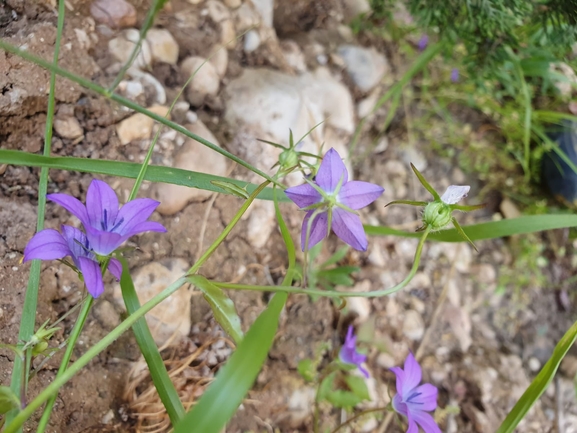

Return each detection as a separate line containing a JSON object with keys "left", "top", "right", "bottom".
{"left": 392, "top": 394, "right": 409, "bottom": 417}
{"left": 338, "top": 181, "right": 384, "bottom": 210}
{"left": 440, "top": 185, "right": 470, "bottom": 205}
{"left": 60, "top": 225, "right": 92, "bottom": 267}
{"left": 285, "top": 183, "right": 322, "bottom": 208}
{"left": 411, "top": 383, "right": 438, "bottom": 411}
{"left": 391, "top": 367, "right": 406, "bottom": 403}
{"left": 406, "top": 415, "right": 420, "bottom": 433}
{"left": 412, "top": 410, "right": 442, "bottom": 433}
{"left": 86, "top": 179, "right": 119, "bottom": 229}
{"left": 301, "top": 210, "right": 328, "bottom": 251}
{"left": 108, "top": 258, "right": 123, "bottom": 281}
{"left": 124, "top": 221, "right": 167, "bottom": 237}
{"left": 331, "top": 208, "right": 367, "bottom": 251}
{"left": 23, "top": 229, "right": 71, "bottom": 262}
{"left": 114, "top": 198, "right": 161, "bottom": 234}
{"left": 402, "top": 352, "right": 422, "bottom": 397}
{"left": 85, "top": 226, "right": 124, "bottom": 256}
{"left": 78, "top": 256, "right": 104, "bottom": 298}
{"left": 316, "top": 148, "right": 348, "bottom": 193}
{"left": 47, "top": 193, "right": 90, "bottom": 227}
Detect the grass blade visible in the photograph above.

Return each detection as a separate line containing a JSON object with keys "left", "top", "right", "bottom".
{"left": 0, "top": 150, "right": 288, "bottom": 202}
{"left": 496, "top": 318, "right": 577, "bottom": 433}
{"left": 117, "top": 255, "right": 185, "bottom": 424}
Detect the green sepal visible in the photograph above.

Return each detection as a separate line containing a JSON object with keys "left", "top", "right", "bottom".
{"left": 210, "top": 180, "right": 250, "bottom": 199}
{"left": 452, "top": 217, "right": 478, "bottom": 252}
{"left": 450, "top": 203, "right": 486, "bottom": 212}
{"left": 410, "top": 163, "right": 440, "bottom": 200}
{"left": 0, "top": 386, "right": 21, "bottom": 414}
{"left": 385, "top": 200, "right": 428, "bottom": 208}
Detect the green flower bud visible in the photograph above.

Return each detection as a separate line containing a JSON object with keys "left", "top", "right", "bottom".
{"left": 423, "top": 201, "right": 452, "bottom": 230}
{"left": 279, "top": 147, "right": 299, "bottom": 169}
{"left": 32, "top": 340, "right": 48, "bottom": 356}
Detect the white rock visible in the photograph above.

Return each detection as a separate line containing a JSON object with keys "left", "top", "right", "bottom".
{"left": 113, "top": 259, "right": 192, "bottom": 345}
{"left": 281, "top": 40, "right": 307, "bottom": 73}
{"left": 127, "top": 68, "right": 167, "bottom": 105}
{"left": 376, "top": 352, "right": 396, "bottom": 369}
{"left": 180, "top": 56, "right": 221, "bottom": 106}
{"left": 118, "top": 80, "right": 145, "bottom": 100}
{"left": 108, "top": 29, "right": 152, "bottom": 69}
{"left": 220, "top": 19, "right": 237, "bottom": 48}
{"left": 116, "top": 105, "right": 170, "bottom": 145}
{"left": 246, "top": 201, "right": 275, "bottom": 248}
{"left": 146, "top": 28, "right": 179, "bottom": 65}
{"left": 207, "top": 0, "right": 231, "bottom": 22}
{"left": 402, "top": 309, "right": 424, "bottom": 341}
{"left": 209, "top": 45, "right": 229, "bottom": 78}
{"left": 153, "top": 120, "right": 228, "bottom": 215}
{"left": 251, "top": 0, "right": 273, "bottom": 26}
{"left": 243, "top": 29, "right": 260, "bottom": 52}
{"left": 338, "top": 45, "right": 389, "bottom": 92}
{"left": 234, "top": 3, "right": 260, "bottom": 32}
{"left": 224, "top": 0, "right": 242, "bottom": 8}
{"left": 53, "top": 117, "right": 83, "bottom": 139}
{"left": 347, "top": 297, "right": 371, "bottom": 323}
{"left": 90, "top": 0, "right": 136, "bottom": 28}
{"left": 287, "top": 386, "right": 316, "bottom": 425}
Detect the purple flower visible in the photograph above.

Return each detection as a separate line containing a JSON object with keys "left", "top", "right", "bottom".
{"left": 450, "top": 68, "right": 459, "bottom": 83}
{"left": 339, "top": 325, "right": 369, "bottom": 378}
{"left": 417, "top": 35, "right": 429, "bottom": 51}
{"left": 23, "top": 225, "right": 122, "bottom": 298}
{"left": 391, "top": 353, "right": 441, "bottom": 433}
{"left": 285, "top": 148, "right": 383, "bottom": 251}
{"left": 47, "top": 179, "right": 166, "bottom": 256}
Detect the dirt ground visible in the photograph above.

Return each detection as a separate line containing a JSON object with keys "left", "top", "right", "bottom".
{"left": 1, "top": 1, "right": 577, "bottom": 432}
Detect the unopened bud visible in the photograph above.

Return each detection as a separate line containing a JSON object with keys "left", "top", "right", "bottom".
{"left": 279, "top": 148, "right": 298, "bottom": 169}
{"left": 423, "top": 201, "right": 452, "bottom": 230}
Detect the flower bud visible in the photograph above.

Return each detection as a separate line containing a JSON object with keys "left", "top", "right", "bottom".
{"left": 423, "top": 201, "right": 452, "bottom": 230}
{"left": 279, "top": 147, "right": 299, "bottom": 169}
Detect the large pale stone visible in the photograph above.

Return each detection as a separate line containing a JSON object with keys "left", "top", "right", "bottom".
{"left": 180, "top": 56, "right": 221, "bottom": 106}
{"left": 90, "top": 0, "right": 136, "bottom": 28}
{"left": 53, "top": 117, "right": 83, "bottom": 139}
{"left": 146, "top": 28, "right": 179, "bottom": 65}
{"left": 113, "top": 258, "right": 192, "bottom": 345}
{"left": 338, "top": 45, "right": 389, "bottom": 92}
{"left": 108, "top": 29, "right": 152, "bottom": 69}
{"left": 116, "top": 105, "right": 170, "bottom": 145}
{"left": 153, "top": 120, "right": 228, "bottom": 215}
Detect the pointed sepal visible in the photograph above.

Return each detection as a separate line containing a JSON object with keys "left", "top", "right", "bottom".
{"left": 410, "top": 163, "right": 440, "bottom": 200}
{"left": 452, "top": 217, "right": 478, "bottom": 252}
{"left": 385, "top": 200, "right": 428, "bottom": 208}
{"left": 450, "top": 203, "right": 486, "bottom": 212}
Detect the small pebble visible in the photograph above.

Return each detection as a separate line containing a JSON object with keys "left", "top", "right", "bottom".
{"left": 90, "top": 0, "right": 136, "bottom": 28}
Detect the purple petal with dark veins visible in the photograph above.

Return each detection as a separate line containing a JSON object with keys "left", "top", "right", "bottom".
{"left": 78, "top": 256, "right": 104, "bottom": 298}
{"left": 114, "top": 198, "right": 161, "bottom": 234}
{"left": 85, "top": 226, "right": 124, "bottom": 256}
{"left": 301, "top": 210, "right": 328, "bottom": 251}
{"left": 47, "top": 193, "right": 90, "bottom": 227}
{"left": 331, "top": 208, "right": 367, "bottom": 251}
{"left": 61, "top": 225, "right": 92, "bottom": 268}
{"left": 401, "top": 352, "right": 422, "bottom": 397}
{"left": 124, "top": 221, "right": 167, "bottom": 237}
{"left": 285, "top": 183, "right": 322, "bottom": 208}
{"left": 409, "top": 383, "right": 438, "bottom": 412}
{"left": 338, "top": 181, "right": 384, "bottom": 210}
{"left": 23, "top": 229, "right": 71, "bottom": 262}
{"left": 86, "top": 179, "right": 119, "bottom": 229}
{"left": 315, "top": 148, "right": 348, "bottom": 193}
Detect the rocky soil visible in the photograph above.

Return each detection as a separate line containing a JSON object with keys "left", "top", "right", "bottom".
{"left": 1, "top": 0, "right": 577, "bottom": 432}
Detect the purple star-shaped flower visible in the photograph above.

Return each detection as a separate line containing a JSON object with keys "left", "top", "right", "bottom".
{"left": 23, "top": 225, "right": 122, "bottom": 298}
{"left": 285, "top": 148, "right": 383, "bottom": 251}
{"left": 391, "top": 353, "right": 441, "bottom": 433}
{"left": 47, "top": 179, "right": 166, "bottom": 256}
{"left": 339, "top": 325, "right": 369, "bottom": 378}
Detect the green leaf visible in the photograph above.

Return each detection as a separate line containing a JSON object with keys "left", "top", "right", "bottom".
{"left": 318, "top": 371, "right": 337, "bottom": 402}
{"left": 321, "top": 246, "right": 350, "bottom": 268}
{"left": 117, "top": 255, "right": 185, "bottom": 423}
{"left": 173, "top": 292, "right": 287, "bottom": 433}
{"left": 297, "top": 359, "right": 317, "bottom": 382}
{"left": 0, "top": 150, "right": 288, "bottom": 202}
{"left": 344, "top": 375, "right": 370, "bottom": 401}
{"left": 365, "top": 214, "right": 577, "bottom": 242}
{"left": 496, "top": 318, "right": 577, "bottom": 433}
{"left": 318, "top": 267, "right": 359, "bottom": 286}
{"left": 188, "top": 275, "right": 244, "bottom": 345}
{"left": 0, "top": 386, "right": 20, "bottom": 414}
{"left": 325, "top": 390, "right": 363, "bottom": 409}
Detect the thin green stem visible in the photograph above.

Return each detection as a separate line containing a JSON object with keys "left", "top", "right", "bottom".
{"left": 330, "top": 406, "right": 391, "bottom": 433}
{"left": 0, "top": 39, "right": 280, "bottom": 188}
{"left": 7, "top": 0, "right": 65, "bottom": 426}
{"left": 215, "top": 226, "right": 432, "bottom": 298}
{"left": 36, "top": 297, "right": 94, "bottom": 433}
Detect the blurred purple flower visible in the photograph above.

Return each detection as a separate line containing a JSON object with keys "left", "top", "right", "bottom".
{"left": 339, "top": 325, "right": 369, "bottom": 378}
{"left": 285, "top": 148, "right": 383, "bottom": 251}
{"left": 450, "top": 68, "right": 459, "bottom": 83}
{"left": 24, "top": 225, "right": 122, "bottom": 298}
{"left": 48, "top": 179, "right": 166, "bottom": 256}
{"left": 391, "top": 353, "right": 441, "bottom": 433}
{"left": 417, "top": 35, "right": 429, "bottom": 51}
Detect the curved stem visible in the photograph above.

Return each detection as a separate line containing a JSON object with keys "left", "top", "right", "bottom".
{"left": 214, "top": 226, "right": 432, "bottom": 298}
{"left": 330, "top": 406, "right": 391, "bottom": 433}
